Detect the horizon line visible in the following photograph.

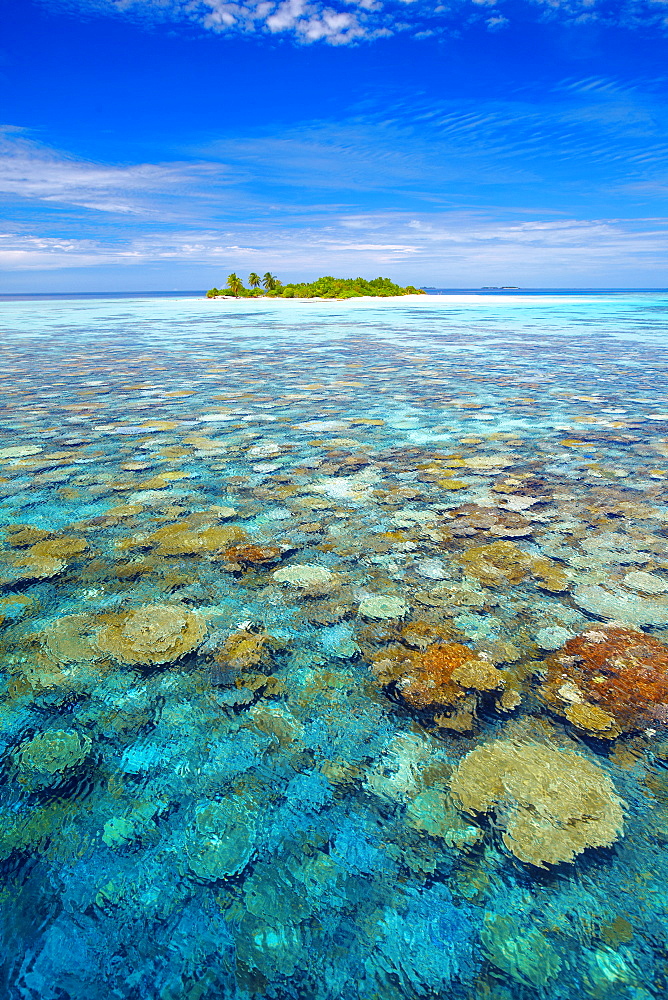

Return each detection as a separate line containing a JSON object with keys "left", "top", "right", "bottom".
{"left": 2, "top": 286, "right": 668, "bottom": 299}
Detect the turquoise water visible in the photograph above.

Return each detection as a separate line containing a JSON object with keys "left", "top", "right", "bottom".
{"left": 1, "top": 292, "right": 668, "bottom": 999}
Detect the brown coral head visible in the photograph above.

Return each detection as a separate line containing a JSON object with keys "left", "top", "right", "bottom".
{"left": 224, "top": 544, "right": 282, "bottom": 567}
{"left": 96, "top": 604, "right": 206, "bottom": 666}
{"left": 456, "top": 540, "right": 567, "bottom": 592}
{"left": 149, "top": 523, "right": 247, "bottom": 556}
{"left": 214, "top": 629, "right": 278, "bottom": 672}
{"left": 372, "top": 641, "right": 503, "bottom": 713}
{"left": 540, "top": 624, "right": 668, "bottom": 733}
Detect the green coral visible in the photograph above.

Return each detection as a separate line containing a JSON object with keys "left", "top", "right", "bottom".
{"left": 185, "top": 799, "right": 255, "bottom": 881}
{"left": 102, "top": 816, "right": 137, "bottom": 848}
{"left": 405, "top": 787, "right": 482, "bottom": 849}
{"left": 102, "top": 799, "right": 165, "bottom": 848}
{"left": 16, "top": 729, "right": 91, "bottom": 784}
{"left": 482, "top": 913, "right": 562, "bottom": 988}
{"left": 0, "top": 802, "right": 78, "bottom": 860}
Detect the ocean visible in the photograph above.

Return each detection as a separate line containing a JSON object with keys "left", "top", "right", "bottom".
{"left": 1, "top": 290, "right": 667, "bottom": 999}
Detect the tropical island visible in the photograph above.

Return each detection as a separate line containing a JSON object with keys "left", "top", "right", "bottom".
{"left": 206, "top": 272, "right": 426, "bottom": 299}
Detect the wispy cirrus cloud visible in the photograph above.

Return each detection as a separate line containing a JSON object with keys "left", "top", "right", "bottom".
{"left": 3, "top": 74, "right": 668, "bottom": 225}
{"left": 2, "top": 74, "right": 667, "bottom": 285}
{"left": 197, "top": 79, "right": 668, "bottom": 197}
{"left": 43, "top": 0, "right": 668, "bottom": 45}
{"left": 2, "top": 214, "right": 667, "bottom": 286}
{"left": 0, "top": 128, "right": 237, "bottom": 218}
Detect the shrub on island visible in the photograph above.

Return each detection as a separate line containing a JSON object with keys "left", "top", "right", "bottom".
{"left": 206, "top": 274, "right": 425, "bottom": 299}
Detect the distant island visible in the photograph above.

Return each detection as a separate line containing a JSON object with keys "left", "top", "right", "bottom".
{"left": 206, "top": 272, "right": 426, "bottom": 299}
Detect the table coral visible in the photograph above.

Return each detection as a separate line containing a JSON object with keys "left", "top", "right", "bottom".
{"left": 40, "top": 614, "right": 101, "bottom": 665}
{"left": 538, "top": 624, "right": 668, "bottom": 735}
{"left": 273, "top": 563, "right": 338, "bottom": 594}
{"left": 4, "top": 524, "right": 54, "bottom": 547}
{"left": 95, "top": 604, "right": 206, "bottom": 666}
{"left": 212, "top": 628, "right": 284, "bottom": 678}
{"left": 573, "top": 584, "right": 668, "bottom": 627}
{"left": 457, "top": 540, "right": 568, "bottom": 592}
{"left": 405, "top": 787, "right": 483, "bottom": 849}
{"left": 29, "top": 536, "right": 89, "bottom": 559}
{"left": 147, "top": 523, "right": 247, "bottom": 556}
{"left": 366, "top": 884, "right": 478, "bottom": 995}
{"left": 7, "top": 553, "right": 67, "bottom": 582}
{"left": 358, "top": 595, "right": 409, "bottom": 620}
{"left": 450, "top": 740, "right": 625, "bottom": 868}
{"left": 0, "top": 802, "right": 76, "bottom": 861}
{"left": 481, "top": 913, "right": 562, "bottom": 988}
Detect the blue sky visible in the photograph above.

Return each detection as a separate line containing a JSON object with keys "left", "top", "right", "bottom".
{"left": 1, "top": 0, "right": 667, "bottom": 289}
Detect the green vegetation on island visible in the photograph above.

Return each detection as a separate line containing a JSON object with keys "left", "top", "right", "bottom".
{"left": 206, "top": 273, "right": 425, "bottom": 299}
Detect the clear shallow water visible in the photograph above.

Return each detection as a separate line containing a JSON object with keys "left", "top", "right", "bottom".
{"left": 1, "top": 292, "right": 668, "bottom": 999}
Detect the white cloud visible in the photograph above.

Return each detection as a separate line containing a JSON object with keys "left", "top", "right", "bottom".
{"left": 2, "top": 213, "right": 667, "bottom": 286}
{"left": 46, "top": 0, "right": 668, "bottom": 45}
{"left": 3, "top": 79, "right": 667, "bottom": 230}
{"left": 0, "top": 233, "right": 118, "bottom": 269}
{"left": 4, "top": 75, "right": 667, "bottom": 225}
{"left": 0, "top": 128, "right": 235, "bottom": 216}
{"left": 2, "top": 84, "right": 667, "bottom": 285}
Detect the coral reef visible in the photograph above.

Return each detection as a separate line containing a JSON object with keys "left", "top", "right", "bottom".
{"left": 538, "top": 624, "right": 668, "bottom": 735}
{"left": 481, "top": 913, "right": 562, "bottom": 988}
{"left": 213, "top": 628, "right": 281, "bottom": 672}
{"left": 39, "top": 613, "right": 102, "bottom": 665}
{"left": 366, "top": 884, "right": 479, "bottom": 995}
{"left": 185, "top": 799, "right": 256, "bottom": 881}
{"left": 16, "top": 730, "right": 92, "bottom": 785}
{"left": 405, "top": 787, "right": 483, "bottom": 849}
{"left": 4, "top": 293, "right": 668, "bottom": 1000}
{"left": 224, "top": 544, "right": 282, "bottom": 567}
{"left": 450, "top": 739, "right": 625, "bottom": 867}
{"left": 358, "top": 595, "right": 409, "bottom": 620}
{"left": 7, "top": 552, "right": 67, "bottom": 581}
{"left": 210, "top": 627, "right": 287, "bottom": 700}
{"left": 147, "top": 522, "right": 247, "bottom": 556}
{"left": 273, "top": 563, "right": 338, "bottom": 594}
{"left": 573, "top": 584, "right": 668, "bottom": 627}
{"left": 95, "top": 604, "right": 206, "bottom": 665}
{"left": 457, "top": 540, "right": 568, "bottom": 592}
{"left": 369, "top": 636, "right": 506, "bottom": 731}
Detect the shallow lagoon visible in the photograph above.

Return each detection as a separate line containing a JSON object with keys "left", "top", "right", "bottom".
{"left": 1, "top": 291, "right": 668, "bottom": 999}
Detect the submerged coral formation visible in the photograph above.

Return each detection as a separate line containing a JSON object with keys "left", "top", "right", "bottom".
{"left": 16, "top": 730, "right": 92, "bottom": 785}
{"left": 368, "top": 630, "right": 509, "bottom": 731}
{"left": 450, "top": 739, "right": 625, "bottom": 867}
{"left": 147, "top": 522, "right": 247, "bottom": 557}
{"left": 539, "top": 624, "right": 668, "bottom": 735}
{"left": 185, "top": 799, "right": 256, "bottom": 881}
{"left": 95, "top": 604, "right": 206, "bottom": 665}
{"left": 224, "top": 543, "right": 283, "bottom": 567}
{"left": 456, "top": 540, "right": 568, "bottom": 592}
{"left": 273, "top": 563, "right": 338, "bottom": 594}
{"left": 2, "top": 294, "right": 668, "bottom": 999}
{"left": 481, "top": 912, "right": 562, "bottom": 988}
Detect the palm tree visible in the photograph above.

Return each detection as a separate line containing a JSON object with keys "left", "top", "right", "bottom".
{"left": 262, "top": 272, "right": 278, "bottom": 291}
{"left": 248, "top": 272, "right": 261, "bottom": 289}
{"left": 226, "top": 273, "right": 243, "bottom": 298}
